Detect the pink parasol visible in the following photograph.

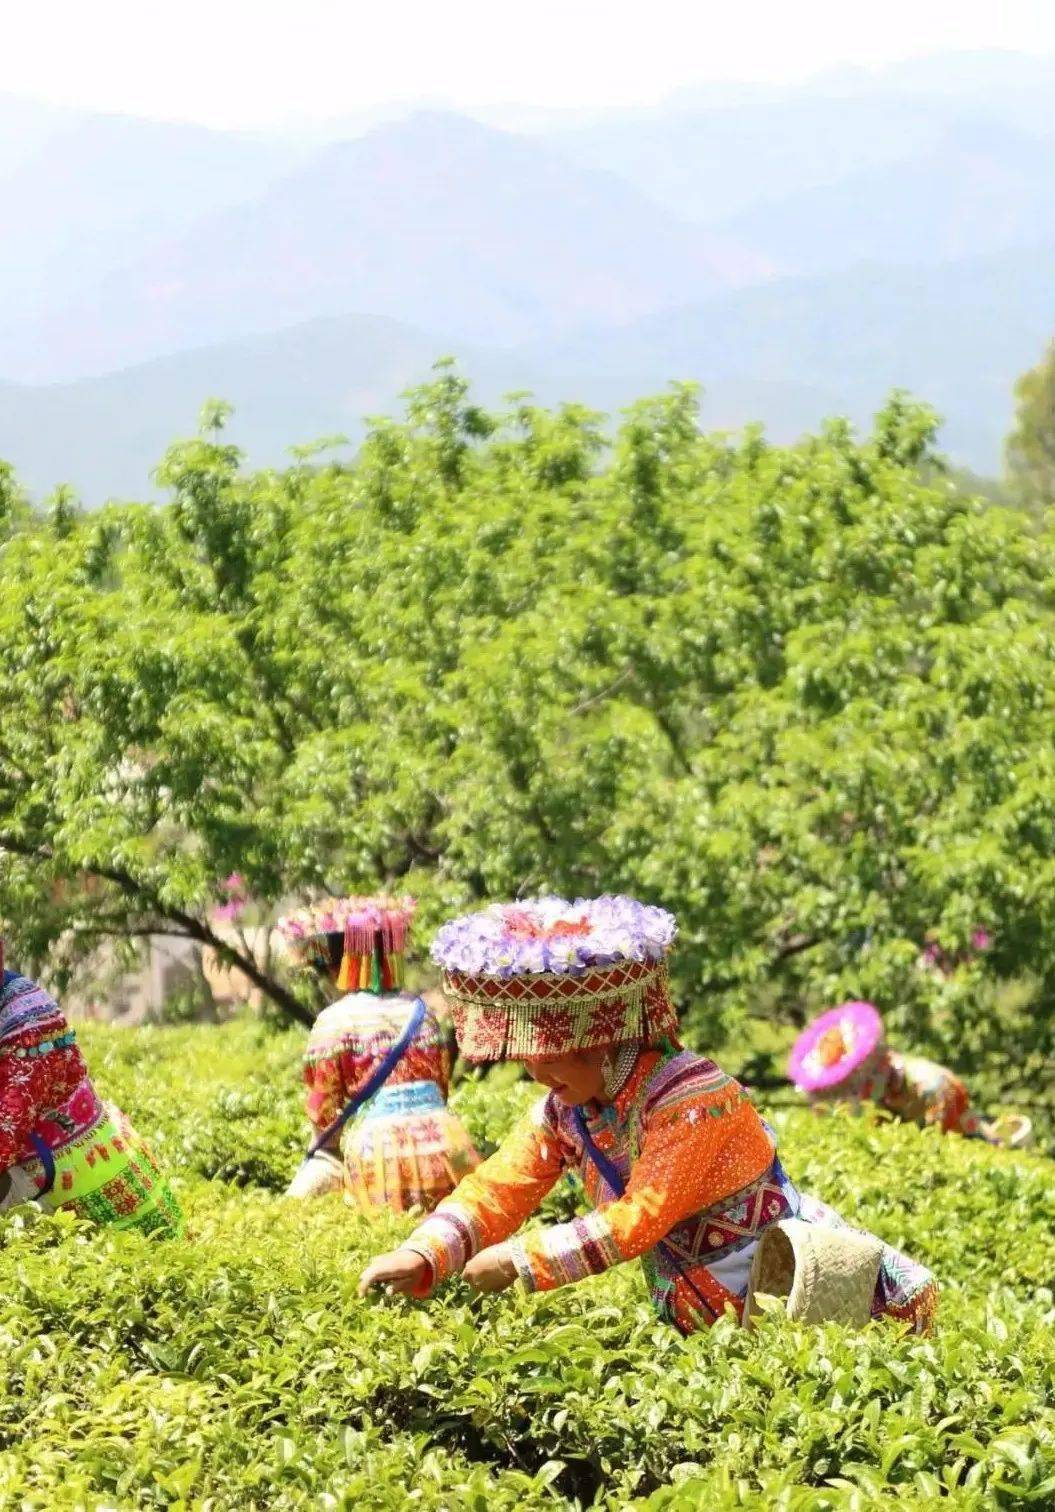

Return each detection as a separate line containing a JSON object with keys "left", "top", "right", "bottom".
{"left": 788, "top": 1001, "right": 884, "bottom": 1094}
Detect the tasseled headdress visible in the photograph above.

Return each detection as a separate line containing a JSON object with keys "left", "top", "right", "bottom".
{"left": 278, "top": 896, "right": 415, "bottom": 994}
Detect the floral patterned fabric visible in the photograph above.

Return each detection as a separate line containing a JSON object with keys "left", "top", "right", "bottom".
{"left": 303, "top": 991, "right": 480, "bottom": 1213}
{"left": 0, "top": 971, "right": 182, "bottom": 1237}
{"left": 405, "top": 1047, "right": 938, "bottom": 1334}
{"left": 808, "top": 1047, "right": 982, "bottom": 1137}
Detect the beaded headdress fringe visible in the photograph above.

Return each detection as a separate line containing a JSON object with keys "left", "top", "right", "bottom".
{"left": 332, "top": 914, "right": 410, "bottom": 994}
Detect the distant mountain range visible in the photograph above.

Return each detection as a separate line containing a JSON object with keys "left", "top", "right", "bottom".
{"left": 0, "top": 116, "right": 299, "bottom": 322}
{"left": 0, "top": 111, "right": 765, "bottom": 381}
{"left": 0, "top": 51, "right": 1053, "bottom": 500}
{"left": 722, "top": 121, "right": 1055, "bottom": 274}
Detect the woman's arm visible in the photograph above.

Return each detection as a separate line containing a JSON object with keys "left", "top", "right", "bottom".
{"left": 398, "top": 1097, "right": 566, "bottom": 1290}
{"left": 509, "top": 1085, "right": 773, "bottom": 1295}
{"left": 303, "top": 1049, "right": 349, "bottom": 1144}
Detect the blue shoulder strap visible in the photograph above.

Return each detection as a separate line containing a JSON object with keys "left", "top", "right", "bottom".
{"left": 573, "top": 1103, "right": 717, "bottom": 1323}
{"left": 306, "top": 995, "right": 427, "bottom": 1160}
{"left": 28, "top": 1132, "right": 56, "bottom": 1197}
{"left": 572, "top": 1105, "right": 627, "bottom": 1195}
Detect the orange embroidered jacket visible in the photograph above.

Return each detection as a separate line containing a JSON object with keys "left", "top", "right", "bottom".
{"left": 404, "top": 1048, "right": 937, "bottom": 1333}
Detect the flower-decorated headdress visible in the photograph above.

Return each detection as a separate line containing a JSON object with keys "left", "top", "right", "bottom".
{"left": 788, "top": 1001, "right": 886, "bottom": 1096}
{"left": 278, "top": 895, "right": 415, "bottom": 994}
{"left": 432, "top": 895, "right": 678, "bottom": 1062}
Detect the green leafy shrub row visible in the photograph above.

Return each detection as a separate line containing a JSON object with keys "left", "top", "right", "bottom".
{"left": 1, "top": 1021, "right": 1051, "bottom": 1510}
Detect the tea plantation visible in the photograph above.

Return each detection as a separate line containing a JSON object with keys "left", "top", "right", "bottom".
{"left": 2, "top": 1020, "right": 1053, "bottom": 1510}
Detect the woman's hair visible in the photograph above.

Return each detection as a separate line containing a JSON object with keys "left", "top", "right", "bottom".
{"left": 311, "top": 930, "right": 351, "bottom": 979}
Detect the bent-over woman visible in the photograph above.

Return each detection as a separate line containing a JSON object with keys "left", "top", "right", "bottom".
{"left": 0, "top": 958, "right": 182, "bottom": 1236}
{"left": 360, "top": 897, "right": 937, "bottom": 1334}
{"left": 282, "top": 896, "right": 480, "bottom": 1211}
{"left": 789, "top": 1001, "right": 1032, "bottom": 1148}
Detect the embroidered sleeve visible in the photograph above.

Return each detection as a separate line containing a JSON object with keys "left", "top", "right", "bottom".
{"left": 403, "top": 1095, "right": 565, "bottom": 1292}
{"left": 513, "top": 1079, "right": 773, "bottom": 1294}
{"left": 0, "top": 1019, "right": 77, "bottom": 1172}
{"left": 302, "top": 1046, "right": 348, "bottom": 1135}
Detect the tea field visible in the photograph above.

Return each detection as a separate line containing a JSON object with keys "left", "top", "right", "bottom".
{"left": 2, "top": 1020, "right": 1053, "bottom": 1510}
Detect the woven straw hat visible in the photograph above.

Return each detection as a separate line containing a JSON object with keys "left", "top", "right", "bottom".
{"left": 745, "top": 1219, "right": 884, "bottom": 1327}
{"left": 982, "top": 1113, "right": 1034, "bottom": 1150}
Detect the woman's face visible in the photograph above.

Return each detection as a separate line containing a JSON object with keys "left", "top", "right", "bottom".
{"left": 522, "top": 1047, "right": 608, "bottom": 1106}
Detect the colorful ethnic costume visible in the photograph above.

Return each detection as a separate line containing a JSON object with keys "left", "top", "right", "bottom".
{"left": 0, "top": 969, "right": 183, "bottom": 1236}
{"left": 281, "top": 897, "right": 480, "bottom": 1212}
{"left": 403, "top": 897, "right": 937, "bottom": 1333}
{"left": 789, "top": 1001, "right": 1032, "bottom": 1148}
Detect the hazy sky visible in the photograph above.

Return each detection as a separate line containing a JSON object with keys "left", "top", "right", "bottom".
{"left": 3, "top": 0, "right": 1054, "bottom": 127}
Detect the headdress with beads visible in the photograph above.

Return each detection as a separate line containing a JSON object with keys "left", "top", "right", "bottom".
{"left": 278, "top": 895, "right": 415, "bottom": 994}
{"left": 431, "top": 895, "right": 678, "bottom": 1063}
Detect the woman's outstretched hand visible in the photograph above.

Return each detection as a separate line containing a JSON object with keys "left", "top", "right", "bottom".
{"left": 358, "top": 1243, "right": 517, "bottom": 1299}
{"left": 358, "top": 1248, "right": 431, "bottom": 1298}
{"left": 463, "top": 1244, "right": 517, "bottom": 1294}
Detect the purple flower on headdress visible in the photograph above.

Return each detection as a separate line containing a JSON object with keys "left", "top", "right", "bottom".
{"left": 431, "top": 894, "right": 677, "bottom": 977}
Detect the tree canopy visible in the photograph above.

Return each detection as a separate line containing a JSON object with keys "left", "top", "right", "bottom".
{"left": 1, "top": 372, "right": 1053, "bottom": 1101}
{"left": 1007, "top": 338, "right": 1055, "bottom": 517}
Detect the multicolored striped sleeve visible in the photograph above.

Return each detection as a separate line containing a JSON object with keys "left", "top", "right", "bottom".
{"left": 512, "top": 1070, "right": 773, "bottom": 1295}
{"left": 403, "top": 1095, "right": 565, "bottom": 1289}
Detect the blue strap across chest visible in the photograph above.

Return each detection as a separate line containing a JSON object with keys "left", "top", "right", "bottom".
{"left": 28, "top": 1133, "right": 56, "bottom": 1197}
{"left": 306, "top": 995, "right": 427, "bottom": 1158}
{"left": 571, "top": 1106, "right": 627, "bottom": 1196}
{"left": 573, "top": 1102, "right": 718, "bottom": 1322}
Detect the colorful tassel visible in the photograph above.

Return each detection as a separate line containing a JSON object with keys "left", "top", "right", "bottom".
{"left": 336, "top": 922, "right": 355, "bottom": 991}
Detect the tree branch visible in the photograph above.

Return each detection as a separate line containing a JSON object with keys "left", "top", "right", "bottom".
{"left": 694, "top": 933, "right": 821, "bottom": 997}
{"left": 0, "top": 832, "right": 313, "bottom": 1027}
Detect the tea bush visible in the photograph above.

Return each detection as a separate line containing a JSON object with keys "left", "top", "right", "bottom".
{"left": 2, "top": 1020, "right": 1053, "bottom": 1510}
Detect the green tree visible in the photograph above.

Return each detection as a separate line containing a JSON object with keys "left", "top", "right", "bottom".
{"left": 1007, "top": 338, "right": 1055, "bottom": 514}
{"left": 0, "top": 371, "right": 1053, "bottom": 1111}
